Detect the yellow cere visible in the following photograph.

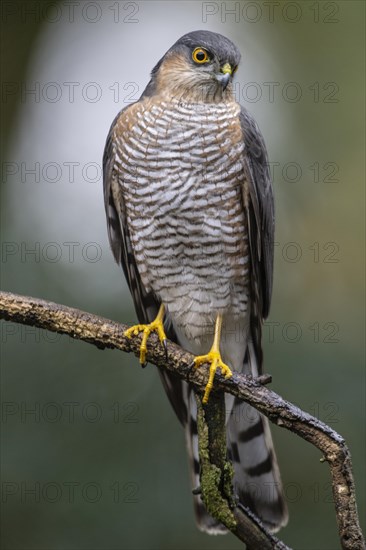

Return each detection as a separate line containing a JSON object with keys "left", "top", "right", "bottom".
{"left": 221, "top": 63, "right": 233, "bottom": 75}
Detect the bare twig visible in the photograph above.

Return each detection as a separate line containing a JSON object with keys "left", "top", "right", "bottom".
{"left": 0, "top": 290, "right": 364, "bottom": 549}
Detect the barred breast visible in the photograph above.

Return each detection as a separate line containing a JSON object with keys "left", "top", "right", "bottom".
{"left": 112, "top": 97, "right": 250, "bottom": 344}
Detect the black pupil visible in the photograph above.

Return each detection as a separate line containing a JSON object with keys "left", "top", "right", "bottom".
{"left": 196, "top": 51, "right": 206, "bottom": 61}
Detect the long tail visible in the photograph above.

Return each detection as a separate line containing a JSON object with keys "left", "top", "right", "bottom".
{"left": 226, "top": 339, "right": 288, "bottom": 532}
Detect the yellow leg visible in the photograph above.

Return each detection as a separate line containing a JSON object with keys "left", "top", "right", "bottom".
{"left": 124, "top": 304, "right": 167, "bottom": 366}
{"left": 193, "top": 314, "right": 233, "bottom": 404}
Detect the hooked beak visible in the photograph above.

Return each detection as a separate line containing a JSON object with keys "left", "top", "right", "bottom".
{"left": 216, "top": 63, "right": 233, "bottom": 90}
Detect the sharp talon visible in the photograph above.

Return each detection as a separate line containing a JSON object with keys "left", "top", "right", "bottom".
{"left": 189, "top": 315, "right": 233, "bottom": 403}
{"left": 222, "top": 366, "right": 233, "bottom": 379}
{"left": 123, "top": 306, "right": 167, "bottom": 370}
{"left": 192, "top": 351, "right": 232, "bottom": 404}
{"left": 162, "top": 339, "right": 168, "bottom": 360}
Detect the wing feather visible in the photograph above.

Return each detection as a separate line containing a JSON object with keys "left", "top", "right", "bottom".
{"left": 239, "top": 107, "right": 275, "bottom": 371}
{"left": 240, "top": 106, "right": 274, "bottom": 320}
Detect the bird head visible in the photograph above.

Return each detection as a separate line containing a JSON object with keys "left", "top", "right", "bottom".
{"left": 143, "top": 30, "right": 241, "bottom": 103}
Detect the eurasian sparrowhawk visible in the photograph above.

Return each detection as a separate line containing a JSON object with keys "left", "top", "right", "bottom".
{"left": 103, "top": 30, "right": 288, "bottom": 533}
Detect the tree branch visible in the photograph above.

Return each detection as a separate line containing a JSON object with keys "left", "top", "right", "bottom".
{"left": 194, "top": 391, "right": 291, "bottom": 549}
{"left": 0, "top": 290, "right": 364, "bottom": 549}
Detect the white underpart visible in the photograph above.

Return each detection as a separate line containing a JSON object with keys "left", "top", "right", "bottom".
{"left": 115, "top": 98, "right": 249, "bottom": 366}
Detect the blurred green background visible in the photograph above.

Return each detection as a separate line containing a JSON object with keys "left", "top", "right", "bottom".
{"left": 1, "top": 1, "right": 364, "bottom": 549}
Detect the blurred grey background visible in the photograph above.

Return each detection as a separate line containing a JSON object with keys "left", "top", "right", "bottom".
{"left": 1, "top": 1, "right": 365, "bottom": 549}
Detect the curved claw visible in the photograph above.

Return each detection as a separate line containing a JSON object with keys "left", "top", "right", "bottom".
{"left": 162, "top": 339, "right": 168, "bottom": 361}
{"left": 193, "top": 351, "right": 233, "bottom": 404}
{"left": 123, "top": 305, "right": 167, "bottom": 368}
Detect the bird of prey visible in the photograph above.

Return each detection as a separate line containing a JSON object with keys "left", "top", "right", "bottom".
{"left": 103, "top": 30, "right": 288, "bottom": 534}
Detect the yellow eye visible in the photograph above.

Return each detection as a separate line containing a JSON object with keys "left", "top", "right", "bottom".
{"left": 192, "top": 48, "right": 210, "bottom": 64}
